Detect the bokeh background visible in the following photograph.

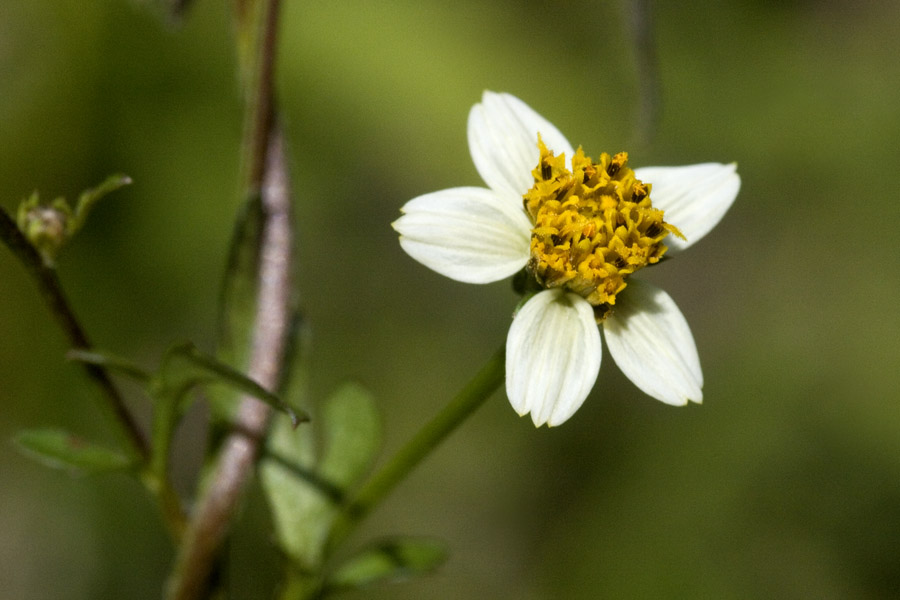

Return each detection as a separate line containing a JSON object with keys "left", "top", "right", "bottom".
{"left": 2, "top": 0, "right": 899, "bottom": 598}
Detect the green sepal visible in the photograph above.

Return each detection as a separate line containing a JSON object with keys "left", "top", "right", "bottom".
{"left": 261, "top": 383, "right": 381, "bottom": 570}
{"left": 512, "top": 290, "right": 538, "bottom": 318}
{"left": 15, "top": 174, "right": 131, "bottom": 266}
{"left": 15, "top": 192, "right": 70, "bottom": 266}
{"left": 324, "top": 537, "right": 448, "bottom": 593}
{"left": 13, "top": 428, "right": 136, "bottom": 474}
{"left": 511, "top": 266, "right": 543, "bottom": 297}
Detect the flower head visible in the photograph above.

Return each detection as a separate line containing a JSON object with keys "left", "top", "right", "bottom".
{"left": 394, "top": 92, "right": 739, "bottom": 426}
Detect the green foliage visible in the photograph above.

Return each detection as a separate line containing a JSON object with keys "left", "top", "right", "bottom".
{"left": 67, "top": 349, "right": 151, "bottom": 382}
{"left": 13, "top": 428, "right": 136, "bottom": 474}
{"left": 324, "top": 537, "right": 447, "bottom": 593}
{"left": 70, "top": 343, "right": 306, "bottom": 484}
{"left": 15, "top": 174, "right": 131, "bottom": 266}
{"left": 70, "top": 343, "right": 305, "bottom": 426}
{"left": 261, "top": 383, "right": 381, "bottom": 572}
{"left": 155, "top": 342, "right": 305, "bottom": 426}
{"left": 317, "top": 383, "right": 383, "bottom": 491}
{"left": 210, "top": 196, "right": 265, "bottom": 422}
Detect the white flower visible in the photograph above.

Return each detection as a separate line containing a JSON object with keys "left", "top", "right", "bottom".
{"left": 394, "top": 91, "right": 740, "bottom": 427}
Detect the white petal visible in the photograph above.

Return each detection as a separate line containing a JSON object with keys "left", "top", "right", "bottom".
{"left": 603, "top": 280, "right": 703, "bottom": 406}
{"left": 468, "top": 91, "right": 575, "bottom": 199}
{"left": 506, "top": 289, "right": 602, "bottom": 427}
{"left": 634, "top": 163, "right": 740, "bottom": 253}
{"left": 394, "top": 187, "right": 532, "bottom": 284}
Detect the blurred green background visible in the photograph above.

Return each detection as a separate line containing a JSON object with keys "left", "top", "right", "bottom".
{"left": 2, "top": 0, "right": 899, "bottom": 598}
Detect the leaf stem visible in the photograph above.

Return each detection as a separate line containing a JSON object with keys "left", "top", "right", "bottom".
{"left": 327, "top": 346, "right": 506, "bottom": 551}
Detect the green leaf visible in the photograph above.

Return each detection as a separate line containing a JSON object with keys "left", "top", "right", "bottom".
{"left": 261, "top": 411, "right": 328, "bottom": 570}
{"left": 260, "top": 383, "right": 380, "bottom": 570}
{"left": 70, "top": 174, "right": 132, "bottom": 236}
{"left": 67, "top": 348, "right": 152, "bottom": 383}
{"left": 209, "top": 197, "right": 264, "bottom": 423}
{"left": 325, "top": 538, "right": 448, "bottom": 592}
{"left": 157, "top": 342, "right": 306, "bottom": 426}
{"left": 318, "top": 383, "right": 382, "bottom": 490}
{"left": 13, "top": 428, "right": 136, "bottom": 474}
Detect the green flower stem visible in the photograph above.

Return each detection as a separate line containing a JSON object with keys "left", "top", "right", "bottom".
{"left": 0, "top": 206, "right": 149, "bottom": 460}
{"left": 328, "top": 345, "right": 506, "bottom": 552}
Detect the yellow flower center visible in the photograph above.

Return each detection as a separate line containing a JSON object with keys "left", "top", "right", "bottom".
{"left": 524, "top": 138, "right": 683, "bottom": 321}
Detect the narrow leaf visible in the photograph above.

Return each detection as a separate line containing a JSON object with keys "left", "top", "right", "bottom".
{"left": 67, "top": 348, "right": 152, "bottom": 383}
{"left": 70, "top": 174, "right": 132, "bottom": 235}
{"left": 13, "top": 428, "right": 135, "bottom": 474}
{"left": 326, "top": 538, "right": 448, "bottom": 592}
{"left": 216, "top": 197, "right": 263, "bottom": 366}
{"left": 209, "top": 197, "right": 263, "bottom": 423}
{"left": 160, "top": 342, "right": 306, "bottom": 426}
{"left": 261, "top": 382, "right": 380, "bottom": 571}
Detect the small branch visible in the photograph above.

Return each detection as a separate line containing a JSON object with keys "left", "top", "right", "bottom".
{"left": 167, "top": 126, "right": 293, "bottom": 600}
{"left": 0, "top": 207, "right": 149, "bottom": 460}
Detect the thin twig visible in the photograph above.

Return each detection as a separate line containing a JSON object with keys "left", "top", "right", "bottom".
{"left": 0, "top": 208, "right": 149, "bottom": 460}
{"left": 166, "top": 125, "right": 293, "bottom": 600}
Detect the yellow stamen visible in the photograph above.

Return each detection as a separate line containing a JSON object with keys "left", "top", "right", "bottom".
{"left": 523, "top": 137, "right": 682, "bottom": 321}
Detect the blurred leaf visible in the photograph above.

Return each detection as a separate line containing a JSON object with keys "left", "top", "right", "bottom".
{"left": 66, "top": 348, "right": 151, "bottom": 383}
{"left": 13, "top": 428, "right": 136, "bottom": 474}
{"left": 325, "top": 537, "right": 448, "bottom": 592}
{"left": 70, "top": 174, "right": 132, "bottom": 236}
{"left": 147, "top": 341, "right": 305, "bottom": 483}
{"left": 259, "top": 308, "right": 322, "bottom": 568}
{"left": 133, "top": 0, "right": 197, "bottom": 25}
{"left": 210, "top": 197, "right": 264, "bottom": 422}
{"left": 261, "top": 383, "right": 381, "bottom": 570}
{"left": 318, "top": 383, "right": 382, "bottom": 490}
{"left": 261, "top": 413, "right": 329, "bottom": 571}
{"left": 166, "top": 0, "right": 197, "bottom": 20}
{"left": 157, "top": 342, "right": 305, "bottom": 426}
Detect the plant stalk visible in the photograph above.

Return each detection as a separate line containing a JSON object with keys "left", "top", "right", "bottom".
{"left": 327, "top": 346, "right": 506, "bottom": 552}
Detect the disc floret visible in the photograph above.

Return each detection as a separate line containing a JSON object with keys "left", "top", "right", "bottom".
{"left": 524, "top": 138, "right": 682, "bottom": 320}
